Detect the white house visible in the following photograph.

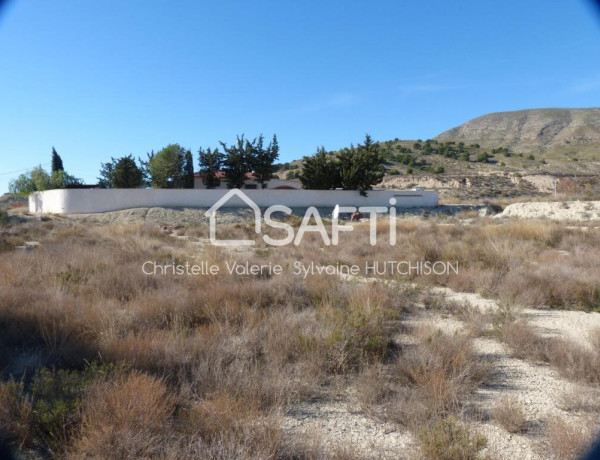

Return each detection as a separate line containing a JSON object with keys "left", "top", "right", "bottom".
{"left": 194, "top": 172, "right": 301, "bottom": 190}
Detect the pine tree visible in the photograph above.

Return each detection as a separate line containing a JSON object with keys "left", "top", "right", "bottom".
{"left": 198, "top": 147, "right": 224, "bottom": 189}
{"left": 337, "top": 144, "right": 361, "bottom": 190}
{"left": 145, "top": 144, "right": 186, "bottom": 188}
{"left": 98, "top": 156, "right": 144, "bottom": 188}
{"left": 337, "top": 134, "right": 384, "bottom": 196}
{"left": 98, "top": 161, "right": 114, "bottom": 188}
{"left": 112, "top": 155, "right": 144, "bottom": 188}
{"left": 299, "top": 147, "right": 339, "bottom": 190}
{"left": 221, "top": 135, "right": 250, "bottom": 189}
{"left": 251, "top": 134, "right": 280, "bottom": 188}
{"left": 300, "top": 134, "right": 384, "bottom": 195}
{"left": 51, "top": 147, "right": 64, "bottom": 173}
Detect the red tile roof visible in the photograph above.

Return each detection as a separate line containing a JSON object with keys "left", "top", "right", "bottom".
{"left": 194, "top": 171, "right": 258, "bottom": 179}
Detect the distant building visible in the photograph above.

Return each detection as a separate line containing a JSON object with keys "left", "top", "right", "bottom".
{"left": 193, "top": 172, "right": 301, "bottom": 190}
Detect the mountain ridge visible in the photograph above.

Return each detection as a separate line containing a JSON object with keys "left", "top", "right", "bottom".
{"left": 435, "top": 107, "right": 600, "bottom": 154}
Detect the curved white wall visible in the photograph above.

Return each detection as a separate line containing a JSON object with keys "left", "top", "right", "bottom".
{"left": 29, "top": 188, "right": 438, "bottom": 214}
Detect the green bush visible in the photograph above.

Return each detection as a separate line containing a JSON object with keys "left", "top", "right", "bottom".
{"left": 0, "top": 362, "right": 129, "bottom": 456}
{"left": 0, "top": 209, "right": 8, "bottom": 226}
{"left": 476, "top": 152, "right": 489, "bottom": 163}
{"left": 389, "top": 169, "right": 401, "bottom": 175}
{"left": 418, "top": 417, "right": 487, "bottom": 460}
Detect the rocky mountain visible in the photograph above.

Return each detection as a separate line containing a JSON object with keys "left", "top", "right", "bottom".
{"left": 435, "top": 108, "right": 600, "bottom": 154}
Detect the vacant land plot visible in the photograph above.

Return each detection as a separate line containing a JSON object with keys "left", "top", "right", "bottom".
{"left": 0, "top": 210, "right": 599, "bottom": 459}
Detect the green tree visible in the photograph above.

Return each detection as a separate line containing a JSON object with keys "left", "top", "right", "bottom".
{"left": 9, "top": 166, "right": 51, "bottom": 196}
{"left": 9, "top": 165, "right": 82, "bottom": 196}
{"left": 337, "top": 134, "right": 385, "bottom": 195}
{"left": 98, "top": 161, "right": 115, "bottom": 188}
{"left": 250, "top": 134, "right": 280, "bottom": 188}
{"left": 50, "top": 170, "right": 82, "bottom": 188}
{"left": 184, "top": 150, "right": 194, "bottom": 188}
{"left": 221, "top": 135, "right": 250, "bottom": 189}
{"left": 145, "top": 144, "right": 187, "bottom": 188}
{"left": 198, "top": 147, "right": 224, "bottom": 189}
{"left": 112, "top": 155, "right": 144, "bottom": 188}
{"left": 98, "top": 156, "right": 144, "bottom": 188}
{"left": 299, "top": 147, "right": 339, "bottom": 190}
{"left": 51, "top": 147, "right": 64, "bottom": 173}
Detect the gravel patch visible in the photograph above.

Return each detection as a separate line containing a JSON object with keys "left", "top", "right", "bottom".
{"left": 283, "top": 400, "right": 415, "bottom": 459}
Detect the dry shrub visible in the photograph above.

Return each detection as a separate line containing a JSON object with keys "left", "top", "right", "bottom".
{"left": 492, "top": 397, "right": 528, "bottom": 433}
{"left": 257, "top": 308, "right": 328, "bottom": 380}
{"left": 0, "top": 381, "right": 33, "bottom": 449}
{"left": 344, "top": 218, "right": 600, "bottom": 310}
{"left": 356, "top": 364, "right": 397, "bottom": 410}
{"left": 559, "top": 387, "right": 600, "bottom": 413}
{"left": 498, "top": 318, "right": 600, "bottom": 386}
{"left": 547, "top": 337, "right": 600, "bottom": 385}
{"left": 498, "top": 264, "right": 600, "bottom": 310}
{"left": 497, "top": 320, "right": 550, "bottom": 362}
{"left": 494, "top": 220, "right": 563, "bottom": 247}
{"left": 180, "top": 393, "right": 281, "bottom": 458}
{"left": 316, "top": 283, "right": 404, "bottom": 373}
{"left": 425, "top": 297, "right": 491, "bottom": 337}
{"left": 546, "top": 416, "right": 595, "bottom": 460}
{"left": 69, "top": 373, "right": 175, "bottom": 459}
{"left": 278, "top": 433, "right": 361, "bottom": 460}
{"left": 418, "top": 416, "right": 487, "bottom": 460}
{"left": 385, "top": 329, "right": 488, "bottom": 426}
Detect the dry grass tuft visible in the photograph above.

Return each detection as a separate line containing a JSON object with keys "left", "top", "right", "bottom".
{"left": 69, "top": 373, "right": 175, "bottom": 459}
{"left": 358, "top": 326, "right": 489, "bottom": 431}
{"left": 496, "top": 320, "right": 550, "bottom": 363}
{"left": 418, "top": 416, "right": 488, "bottom": 460}
{"left": 179, "top": 393, "right": 282, "bottom": 459}
{"left": 492, "top": 397, "right": 528, "bottom": 434}
{"left": 546, "top": 416, "right": 595, "bottom": 460}
{"left": 558, "top": 387, "right": 600, "bottom": 413}
{"left": 393, "top": 328, "right": 489, "bottom": 421}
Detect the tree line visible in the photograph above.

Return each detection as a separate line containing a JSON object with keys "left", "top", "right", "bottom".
{"left": 9, "top": 148, "right": 83, "bottom": 196}
{"left": 97, "top": 134, "right": 280, "bottom": 190}
{"left": 299, "top": 134, "right": 385, "bottom": 195}
{"left": 9, "top": 133, "right": 387, "bottom": 196}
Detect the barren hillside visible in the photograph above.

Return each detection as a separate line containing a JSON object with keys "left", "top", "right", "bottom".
{"left": 436, "top": 108, "right": 600, "bottom": 155}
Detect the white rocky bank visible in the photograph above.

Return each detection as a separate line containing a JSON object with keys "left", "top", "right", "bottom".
{"left": 496, "top": 200, "right": 600, "bottom": 221}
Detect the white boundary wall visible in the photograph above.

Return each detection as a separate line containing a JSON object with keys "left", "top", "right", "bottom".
{"left": 29, "top": 189, "right": 438, "bottom": 214}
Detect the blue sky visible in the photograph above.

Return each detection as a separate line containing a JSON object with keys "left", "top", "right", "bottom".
{"left": 1, "top": 0, "right": 600, "bottom": 193}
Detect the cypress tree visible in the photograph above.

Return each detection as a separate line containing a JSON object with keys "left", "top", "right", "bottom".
{"left": 51, "top": 147, "right": 64, "bottom": 173}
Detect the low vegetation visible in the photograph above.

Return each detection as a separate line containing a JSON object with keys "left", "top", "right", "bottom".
{"left": 492, "top": 397, "right": 528, "bottom": 434}
{"left": 1, "top": 211, "right": 599, "bottom": 458}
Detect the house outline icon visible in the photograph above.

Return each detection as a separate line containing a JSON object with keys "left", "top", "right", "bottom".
{"left": 205, "top": 189, "right": 261, "bottom": 246}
